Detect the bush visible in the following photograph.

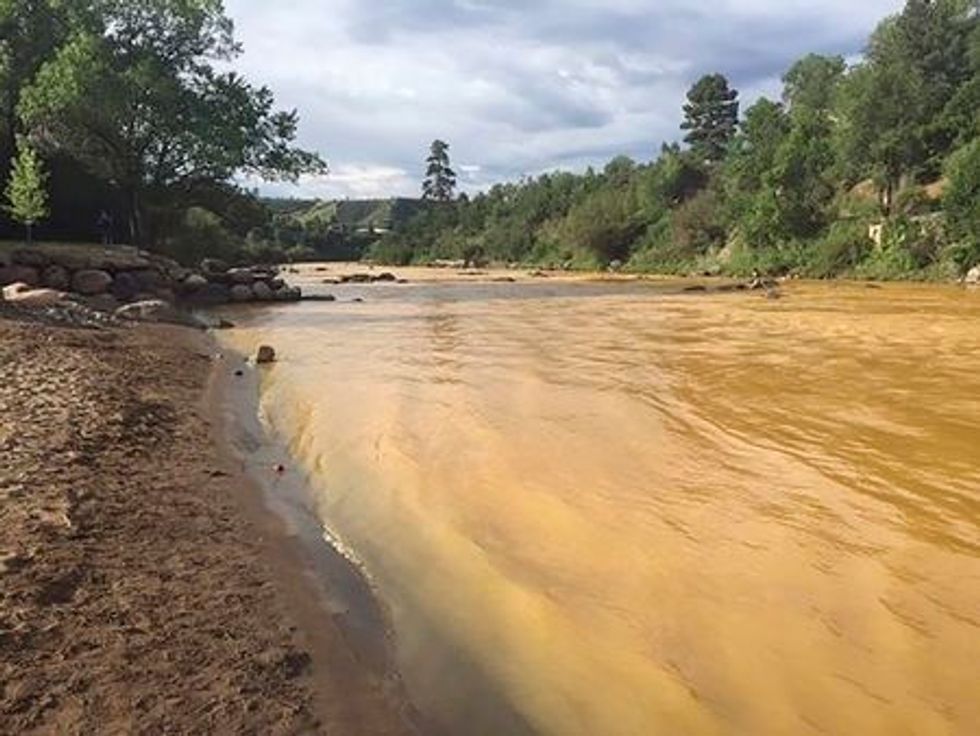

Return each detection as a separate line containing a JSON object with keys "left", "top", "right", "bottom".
{"left": 157, "top": 207, "right": 243, "bottom": 266}
{"left": 944, "top": 139, "right": 980, "bottom": 272}
{"left": 367, "top": 236, "right": 415, "bottom": 266}
{"left": 808, "top": 220, "right": 874, "bottom": 277}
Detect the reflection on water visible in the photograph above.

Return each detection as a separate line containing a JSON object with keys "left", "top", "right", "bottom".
{"left": 222, "top": 274, "right": 980, "bottom": 736}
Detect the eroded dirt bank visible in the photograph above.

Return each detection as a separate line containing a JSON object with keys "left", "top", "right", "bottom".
{"left": 0, "top": 316, "right": 414, "bottom": 735}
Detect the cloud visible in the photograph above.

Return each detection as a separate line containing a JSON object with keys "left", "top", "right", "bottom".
{"left": 224, "top": 0, "right": 905, "bottom": 199}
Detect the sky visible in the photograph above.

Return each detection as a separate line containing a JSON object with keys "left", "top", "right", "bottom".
{"left": 224, "top": 0, "right": 905, "bottom": 200}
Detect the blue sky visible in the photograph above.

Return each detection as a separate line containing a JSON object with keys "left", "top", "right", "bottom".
{"left": 225, "top": 0, "right": 905, "bottom": 200}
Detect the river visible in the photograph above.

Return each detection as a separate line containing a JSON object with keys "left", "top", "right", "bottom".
{"left": 220, "top": 267, "right": 980, "bottom": 736}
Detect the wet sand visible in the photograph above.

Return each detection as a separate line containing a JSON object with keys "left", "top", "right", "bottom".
{"left": 0, "top": 315, "right": 416, "bottom": 734}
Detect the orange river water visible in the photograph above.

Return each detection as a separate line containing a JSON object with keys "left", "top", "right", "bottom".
{"left": 220, "top": 269, "right": 980, "bottom": 736}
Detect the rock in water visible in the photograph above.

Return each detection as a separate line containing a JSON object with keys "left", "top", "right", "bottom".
{"left": 72, "top": 269, "right": 113, "bottom": 296}
{"left": 256, "top": 345, "right": 276, "bottom": 364}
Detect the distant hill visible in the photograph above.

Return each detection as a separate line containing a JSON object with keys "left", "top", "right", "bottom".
{"left": 264, "top": 197, "right": 424, "bottom": 232}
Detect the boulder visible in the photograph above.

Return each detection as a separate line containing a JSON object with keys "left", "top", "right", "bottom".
{"left": 199, "top": 283, "right": 231, "bottom": 305}
{"left": 182, "top": 273, "right": 209, "bottom": 292}
{"left": 0, "top": 265, "right": 40, "bottom": 287}
{"left": 747, "top": 277, "right": 778, "bottom": 291}
{"left": 230, "top": 284, "right": 254, "bottom": 302}
{"left": 11, "top": 249, "right": 49, "bottom": 268}
{"left": 340, "top": 273, "right": 373, "bottom": 284}
{"left": 251, "top": 281, "right": 274, "bottom": 301}
{"left": 255, "top": 345, "right": 276, "bottom": 364}
{"left": 200, "top": 258, "right": 229, "bottom": 276}
{"left": 152, "top": 288, "right": 176, "bottom": 304}
{"left": 3, "top": 283, "right": 65, "bottom": 306}
{"left": 81, "top": 294, "right": 120, "bottom": 314}
{"left": 115, "top": 300, "right": 180, "bottom": 323}
{"left": 72, "top": 269, "right": 113, "bottom": 296}
{"left": 227, "top": 268, "right": 256, "bottom": 285}
{"left": 966, "top": 265, "right": 980, "bottom": 285}
{"left": 132, "top": 269, "right": 166, "bottom": 291}
{"left": 47, "top": 250, "right": 91, "bottom": 272}
{"left": 41, "top": 265, "right": 71, "bottom": 291}
{"left": 283, "top": 286, "right": 302, "bottom": 301}
{"left": 373, "top": 272, "right": 397, "bottom": 282}
{"left": 110, "top": 271, "right": 141, "bottom": 302}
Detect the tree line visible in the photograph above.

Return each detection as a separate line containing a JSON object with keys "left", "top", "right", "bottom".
{"left": 374, "top": 0, "right": 979, "bottom": 279}
{"left": 0, "top": 0, "right": 324, "bottom": 262}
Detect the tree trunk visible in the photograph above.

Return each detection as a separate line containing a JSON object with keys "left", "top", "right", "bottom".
{"left": 26, "top": 222, "right": 32, "bottom": 247}
{"left": 128, "top": 186, "right": 143, "bottom": 247}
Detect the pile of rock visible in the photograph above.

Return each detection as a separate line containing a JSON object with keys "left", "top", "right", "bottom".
{"left": 189, "top": 259, "right": 302, "bottom": 305}
{"left": 0, "top": 247, "right": 302, "bottom": 312}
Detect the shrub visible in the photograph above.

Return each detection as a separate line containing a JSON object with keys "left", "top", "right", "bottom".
{"left": 808, "top": 220, "right": 874, "bottom": 277}
{"left": 944, "top": 139, "right": 980, "bottom": 272}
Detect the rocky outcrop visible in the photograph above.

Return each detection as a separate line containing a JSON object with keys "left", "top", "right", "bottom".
{"left": 255, "top": 345, "right": 276, "bottom": 364}
{"left": 966, "top": 265, "right": 980, "bottom": 286}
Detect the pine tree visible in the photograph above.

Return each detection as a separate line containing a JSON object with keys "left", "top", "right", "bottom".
{"left": 681, "top": 74, "right": 740, "bottom": 164}
{"left": 422, "top": 139, "right": 457, "bottom": 202}
{"left": 4, "top": 139, "right": 49, "bottom": 245}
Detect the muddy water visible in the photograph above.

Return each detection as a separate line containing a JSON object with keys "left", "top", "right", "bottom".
{"left": 221, "top": 274, "right": 980, "bottom": 736}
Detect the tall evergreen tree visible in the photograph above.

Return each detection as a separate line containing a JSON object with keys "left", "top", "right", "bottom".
{"left": 4, "top": 137, "right": 49, "bottom": 245}
{"left": 422, "top": 139, "right": 457, "bottom": 202}
{"left": 681, "top": 74, "right": 740, "bottom": 164}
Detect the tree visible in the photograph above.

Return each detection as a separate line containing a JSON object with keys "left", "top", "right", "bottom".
{"left": 4, "top": 137, "right": 49, "bottom": 244}
{"left": 422, "top": 139, "right": 457, "bottom": 201}
{"left": 944, "top": 138, "right": 980, "bottom": 269}
{"left": 782, "top": 54, "right": 846, "bottom": 118}
{"left": 17, "top": 0, "right": 325, "bottom": 246}
{"left": 680, "top": 74, "right": 739, "bottom": 164}
{"left": 835, "top": 0, "right": 978, "bottom": 202}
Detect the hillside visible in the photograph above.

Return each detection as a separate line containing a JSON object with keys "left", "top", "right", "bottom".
{"left": 264, "top": 197, "right": 424, "bottom": 233}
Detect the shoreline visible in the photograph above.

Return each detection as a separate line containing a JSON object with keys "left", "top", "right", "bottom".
{"left": 208, "top": 340, "right": 432, "bottom": 734}
{"left": 0, "top": 314, "right": 420, "bottom": 734}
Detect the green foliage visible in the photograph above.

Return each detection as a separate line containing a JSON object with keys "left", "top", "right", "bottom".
{"left": 11, "top": 0, "right": 325, "bottom": 245}
{"left": 157, "top": 206, "right": 240, "bottom": 265}
{"left": 943, "top": 138, "right": 980, "bottom": 270}
{"left": 783, "top": 54, "right": 846, "bottom": 118}
{"left": 808, "top": 220, "right": 875, "bottom": 277}
{"left": 422, "top": 139, "right": 457, "bottom": 202}
{"left": 681, "top": 74, "right": 739, "bottom": 164}
{"left": 4, "top": 137, "right": 48, "bottom": 241}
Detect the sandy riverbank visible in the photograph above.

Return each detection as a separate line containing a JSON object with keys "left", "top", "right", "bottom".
{"left": 0, "top": 314, "right": 417, "bottom": 734}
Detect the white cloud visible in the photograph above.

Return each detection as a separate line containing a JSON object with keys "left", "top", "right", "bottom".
{"left": 224, "top": 0, "right": 905, "bottom": 198}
